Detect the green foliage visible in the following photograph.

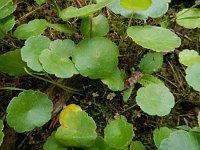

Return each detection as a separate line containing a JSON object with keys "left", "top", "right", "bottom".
{"left": 55, "top": 110, "right": 97, "bottom": 147}
{"left": 101, "top": 68, "right": 124, "bottom": 91}
{"left": 0, "top": 49, "right": 27, "bottom": 76}
{"left": 0, "top": 15, "right": 15, "bottom": 39}
{"left": 84, "top": 137, "right": 108, "bottom": 150}
{"left": 0, "top": 0, "right": 16, "bottom": 19}
{"left": 133, "top": 0, "right": 169, "bottom": 19}
{"left": 185, "top": 63, "right": 200, "bottom": 92}
{"left": 153, "top": 127, "right": 172, "bottom": 148}
{"left": 43, "top": 132, "right": 68, "bottom": 150}
{"left": 6, "top": 90, "right": 53, "bottom": 133}
{"left": 14, "top": 19, "right": 48, "bottom": 40}
{"left": 39, "top": 39, "right": 78, "bottom": 78}
{"left": 127, "top": 26, "right": 181, "bottom": 52}
{"left": 130, "top": 141, "right": 146, "bottom": 150}
{"left": 138, "top": 53, "right": 163, "bottom": 74}
{"left": 35, "top": 0, "right": 46, "bottom": 5}
{"left": 47, "top": 23, "right": 76, "bottom": 34}
{"left": 120, "top": 0, "right": 152, "bottom": 11}
{"left": 138, "top": 74, "right": 164, "bottom": 87}
{"left": 59, "top": 0, "right": 113, "bottom": 20}
{"left": 80, "top": 14, "right": 109, "bottom": 38}
{"left": 123, "top": 86, "right": 134, "bottom": 102}
{"left": 21, "top": 36, "right": 51, "bottom": 72}
{"left": 136, "top": 84, "right": 175, "bottom": 116}
{"left": 179, "top": 49, "right": 200, "bottom": 66}
{"left": 0, "top": 120, "right": 4, "bottom": 146}
{"left": 104, "top": 116, "right": 134, "bottom": 149}
{"left": 159, "top": 130, "right": 200, "bottom": 150}
{"left": 176, "top": 8, "right": 200, "bottom": 29}
{"left": 73, "top": 37, "right": 119, "bottom": 79}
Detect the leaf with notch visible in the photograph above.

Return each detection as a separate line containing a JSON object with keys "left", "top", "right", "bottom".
{"left": 6, "top": 90, "right": 53, "bottom": 133}
{"left": 139, "top": 53, "right": 163, "bottom": 74}
{"left": 176, "top": 8, "right": 200, "bottom": 29}
{"left": 59, "top": 0, "right": 113, "bottom": 20}
{"left": 0, "top": 120, "right": 4, "bottom": 146}
{"left": 136, "top": 84, "right": 175, "bottom": 116}
{"left": 0, "top": 15, "right": 15, "bottom": 39}
{"left": 104, "top": 116, "right": 134, "bottom": 149}
{"left": 39, "top": 39, "right": 78, "bottom": 78}
{"left": 0, "top": 49, "right": 27, "bottom": 76}
{"left": 127, "top": 26, "right": 181, "bottom": 52}
{"left": 21, "top": 36, "right": 51, "bottom": 72}
{"left": 120, "top": 0, "right": 152, "bottom": 11}
{"left": 179, "top": 49, "right": 200, "bottom": 66}
{"left": 14, "top": 19, "right": 48, "bottom": 40}
{"left": 0, "top": 1, "right": 16, "bottom": 19}
{"left": 185, "top": 63, "right": 200, "bottom": 92}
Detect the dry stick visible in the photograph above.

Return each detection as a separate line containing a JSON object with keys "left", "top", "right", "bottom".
{"left": 16, "top": 4, "right": 47, "bottom": 24}
{"left": 75, "top": 0, "right": 83, "bottom": 7}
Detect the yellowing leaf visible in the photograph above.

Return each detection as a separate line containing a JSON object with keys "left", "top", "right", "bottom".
{"left": 120, "top": 0, "right": 152, "bottom": 11}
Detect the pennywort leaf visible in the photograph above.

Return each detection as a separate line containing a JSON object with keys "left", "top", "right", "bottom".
{"left": 0, "top": 0, "right": 16, "bottom": 19}
{"left": 104, "top": 116, "right": 134, "bottom": 149}
{"left": 80, "top": 14, "right": 109, "bottom": 38}
{"left": 136, "top": 84, "right": 175, "bottom": 116}
{"left": 176, "top": 8, "right": 200, "bottom": 29}
{"left": 0, "top": 15, "right": 15, "bottom": 39}
{"left": 138, "top": 74, "right": 164, "bottom": 87}
{"left": 84, "top": 137, "right": 108, "bottom": 150}
{"left": 130, "top": 141, "right": 146, "bottom": 150}
{"left": 35, "top": 0, "right": 46, "bottom": 5}
{"left": 0, "top": 120, "right": 4, "bottom": 146}
{"left": 127, "top": 26, "right": 181, "bottom": 52}
{"left": 59, "top": 0, "right": 113, "bottom": 20}
{"left": 6, "top": 90, "right": 53, "bottom": 133}
{"left": 0, "top": 49, "right": 27, "bottom": 76}
{"left": 139, "top": 53, "right": 163, "bottom": 74}
{"left": 153, "top": 127, "right": 172, "bottom": 148}
{"left": 21, "top": 36, "right": 51, "bottom": 72}
{"left": 47, "top": 23, "right": 76, "bottom": 34}
{"left": 14, "top": 19, "right": 48, "bottom": 40}
{"left": 185, "top": 63, "right": 200, "bottom": 92}
{"left": 73, "top": 37, "right": 119, "bottom": 79}
{"left": 179, "top": 49, "right": 200, "bottom": 66}
{"left": 120, "top": 0, "right": 152, "bottom": 11}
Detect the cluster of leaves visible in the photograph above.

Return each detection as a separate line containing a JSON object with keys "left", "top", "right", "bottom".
{"left": 0, "top": 0, "right": 200, "bottom": 149}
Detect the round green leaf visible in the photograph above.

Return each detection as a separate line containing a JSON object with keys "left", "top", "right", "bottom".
{"left": 127, "top": 26, "right": 181, "bottom": 52}
{"left": 14, "top": 19, "right": 48, "bottom": 40}
{"left": 153, "top": 127, "right": 172, "bottom": 148}
{"left": 176, "top": 8, "right": 200, "bottom": 29}
{"left": 84, "top": 137, "right": 108, "bottom": 150}
{"left": 0, "top": 120, "right": 4, "bottom": 146}
{"left": 130, "top": 141, "right": 146, "bottom": 150}
{"left": 120, "top": 0, "right": 152, "bottom": 11}
{"left": 179, "top": 49, "right": 200, "bottom": 66}
{"left": 80, "top": 14, "right": 109, "bottom": 38}
{"left": 185, "top": 63, "right": 200, "bottom": 92}
{"left": 138, "top": 74, "right": 164, "bottom": 87}
{"left": 39, "top": 39, "right": 78, "bottom": 78}
{"left": 43, "top": 132, "right": 68, "bottom": 150}
{"left": 101, "top": 67, "right": 124, "bottom": 91}
{"left": 0, "top": 15, "right": 15, "bottom": 39}
{"left": 0, "top": 1, "right": 16, "bottom": 19}
{"left": 21, "top": 36, "right": 51, "bottom": 72}
{"left": 47, "top": 23, "right": 76, "bottom": 34}
{"left": 136, "top": 84, "right": 175, "bottom": 116}
{"left": 104, "top": 116, "right": 134, "bottom": 149}
{"left": 139, "top": 53, "right": 163, "bottom": 74}
{"left": 59, "top": 0, "right": 112, "bottom": 20}
{"left": 159, "top": 130, "right": 200, "bottom": 150}
{"left": 0, "top": 49, "right": 27, "bottom": 76}
{"left": 55, "top": 111, "right": 97, "bottom": 147}
{"left": 133, "top": 0, "right": 169, "bottom": 19}
{"left": 73, "top": 37, "right": 119, "bottom": 79}
{"left": 6, "top": 90, "right": 53, "bottom": 133}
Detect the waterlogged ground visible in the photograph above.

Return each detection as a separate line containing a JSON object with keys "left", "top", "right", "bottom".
{"left": 0, "top": 0, "right": 200, "bottom": 149}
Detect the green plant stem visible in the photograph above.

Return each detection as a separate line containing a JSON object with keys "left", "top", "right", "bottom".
{"left": 121, "top": 104, "right": 137, "bottom": 114}
{"left": 118, "top": 12, "right": 134, "bottom": 48}
{"left": 24, "top": 68, "right": 83, "bottom": 96}
{"left": 0, "top": 87, "right": 25, "bottom": 91}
